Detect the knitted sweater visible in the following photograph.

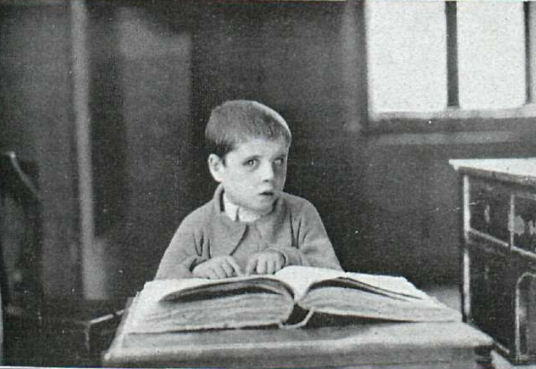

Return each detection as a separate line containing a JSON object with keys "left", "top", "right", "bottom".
{"left": 155, "top": 185, "right": 342, "bottom": 279}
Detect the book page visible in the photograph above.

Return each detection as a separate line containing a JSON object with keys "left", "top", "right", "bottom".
{"left": 151, "top": 266, "right": 427, "bottom": 304}
{"left": 274, "top": 266, "right": 347, "bottom": 301}
{"left": 301, "top": 286, "right": 462, "bottom": 322}
{"left": 274, "top": 266, "right": 427, "bottom": 301}
{"left": 155, "top": 274, "right": 294, "bottom": 302}
{"left": 339, "top": 271, "right": 430, "bottom": 300}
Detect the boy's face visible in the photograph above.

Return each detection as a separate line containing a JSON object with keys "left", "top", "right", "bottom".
{"left": 209, "top": 137, "right": 289, "bottom": 214}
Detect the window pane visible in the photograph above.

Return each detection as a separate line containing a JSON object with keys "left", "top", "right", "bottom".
{"left": 458, "top": 2, "right": 525, "bottom": 110}
{"left": 366, "top": 1, "right": 447, "bottom": 112}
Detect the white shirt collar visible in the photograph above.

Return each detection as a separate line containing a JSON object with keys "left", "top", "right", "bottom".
{"left": 222, "top": 193, "right": 269, "bottom": 223}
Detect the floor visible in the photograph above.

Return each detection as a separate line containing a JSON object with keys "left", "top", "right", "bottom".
{"left": 424, "top": 285, "right": 536, "bottom": 369}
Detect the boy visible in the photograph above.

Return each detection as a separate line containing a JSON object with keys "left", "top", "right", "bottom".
{"left": 155, "top": 100, "right": 341, "bottom": 280}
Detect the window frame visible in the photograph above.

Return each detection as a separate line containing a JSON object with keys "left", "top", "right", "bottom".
{"left": 365, "top": 1, "right": 536, "bottom": 141}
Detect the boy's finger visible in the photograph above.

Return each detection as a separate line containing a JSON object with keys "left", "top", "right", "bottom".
{"left": 221, "top": 262, "right": 234, "bottom": 277}
{"left": 213, "top": 266, "right": 227, "bottom": 279}
{"left": 265, "top": 260, "right": 275, "bottom": 275}
{"left": 227, "top": 258, "right": 243, "bottom": 276}
{"left": 275, "top": 258, "right": 283, "bottom": 272}
{"left": 256, "top": 259, "right": 267, "bottom": 275}
{"left": 245, "top": 258, "right": 258, "bottom": 275}
{"left": 206, "top": 269, "right": 219, "bottom": 280}
{"left": 272, "top": 259, "right": 281, "bottom": 274}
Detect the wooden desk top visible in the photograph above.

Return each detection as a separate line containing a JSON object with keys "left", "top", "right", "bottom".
{"left": 104, "top": 318, "right": 493, "bottom": 368}
{"left": 450, "top": 158, "right": 536, "bottom": 186}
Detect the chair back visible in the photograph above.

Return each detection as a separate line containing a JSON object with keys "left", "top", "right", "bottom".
{"left": 0, "top": 151, "right": 44, "bottom": 363}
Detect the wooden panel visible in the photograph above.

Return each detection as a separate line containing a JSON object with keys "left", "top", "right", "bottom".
{"left": 0, "top": 4, "right": 78, "bottom": 298}
{"left": 114, "top": 5, "right": 194, "bottom": 294}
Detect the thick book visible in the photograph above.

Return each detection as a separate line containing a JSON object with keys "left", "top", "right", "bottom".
{"left": 123, "top": 266, "right": 461, "bottom": 334}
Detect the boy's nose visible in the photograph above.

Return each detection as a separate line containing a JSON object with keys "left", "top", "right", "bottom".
{"left": 260, "top": 162, "right": 275, "bottom": 182}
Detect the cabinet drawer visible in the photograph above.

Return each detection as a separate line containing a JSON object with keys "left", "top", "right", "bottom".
{"left": 469, "top": 247, "right": 515, "bottom": 351}
{"left": 469, "top": 178, "right": 510, "bottom": 243}
{"left": 513, "top": 195, "right": 536, "bottom": 253}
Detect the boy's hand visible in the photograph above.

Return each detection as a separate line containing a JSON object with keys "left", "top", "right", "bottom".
{"left": 193, "top": 256, "right": 243, "bottom": 279}
{"left": 245, "top": 250, "right": 285, "bottom": 275}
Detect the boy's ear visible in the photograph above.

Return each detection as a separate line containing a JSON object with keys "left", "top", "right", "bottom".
{"left": 208, "top": 154, "right": 224, "bottom": 182}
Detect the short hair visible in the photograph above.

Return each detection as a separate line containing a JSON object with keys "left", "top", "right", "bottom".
{"left": 205, "top": 100, "right": 292, "bottom": 159}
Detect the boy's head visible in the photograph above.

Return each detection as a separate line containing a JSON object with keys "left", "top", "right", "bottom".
{"left": 206, "top": 100, "right": 292, "bottom": 214}
{"left": 205, "top": 100, "right": 291, "bottom": 159}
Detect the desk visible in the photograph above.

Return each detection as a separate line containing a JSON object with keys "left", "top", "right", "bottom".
{"left": 104, "top": 311, "right": 493, "bottom": 368}
{"left": 450, "top": 158, "right": 536, "bottom": 364}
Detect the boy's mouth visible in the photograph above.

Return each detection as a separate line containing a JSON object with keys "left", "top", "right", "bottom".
{"left": 259, "top": 190, "right": 275, "bottom": 197}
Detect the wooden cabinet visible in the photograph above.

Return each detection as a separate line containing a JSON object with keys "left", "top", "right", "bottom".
{"left": 451, "top": 158, "right": 536, "bottom": 364}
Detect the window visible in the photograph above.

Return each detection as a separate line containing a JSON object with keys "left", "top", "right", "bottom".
{"left": 457, "top": 2, "right": 525, "bottom": 110}
{"left": 365, "top": 1, "right": 536, "bottom": 132}
{"left": 367, "top": 1, "right": 447, "bottom": 113}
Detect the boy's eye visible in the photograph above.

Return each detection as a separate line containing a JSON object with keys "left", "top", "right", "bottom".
{"left": 274, "top": 157, "right": 286, "bottom": 166}
{"left": 244, "top": 159, "right": 258, "bottom": 167}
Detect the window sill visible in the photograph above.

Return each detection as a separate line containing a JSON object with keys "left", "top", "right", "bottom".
{"left": 365, "top": 105, "right": 536, "bottom": 146}
{"left": 368, "top": 104, "right": 536, "bottom": 134}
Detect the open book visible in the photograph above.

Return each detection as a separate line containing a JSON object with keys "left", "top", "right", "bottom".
{"left": 124, "top": 266, "right": 461, "bottom": 334}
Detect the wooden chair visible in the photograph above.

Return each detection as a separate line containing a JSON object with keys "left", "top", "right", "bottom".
{"left": 0, "top": 151, "right": 123, "bottom": 366}
{"left": 0, "top": 151, "right": 43, "bottom": 365}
